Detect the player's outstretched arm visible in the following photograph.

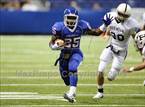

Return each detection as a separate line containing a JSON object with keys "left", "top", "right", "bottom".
{"left": 85, "top": 28, "right": 103, "bottom": 36}
{"left": 85, "top": 13, "right": 113, "bottom": 36}
{"left": 122, "top": 60, "right": 145, "bottom": 72}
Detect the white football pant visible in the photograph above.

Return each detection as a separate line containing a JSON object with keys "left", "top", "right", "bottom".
{"left": 98, "top": 47, "right": 127, "bottom": 80}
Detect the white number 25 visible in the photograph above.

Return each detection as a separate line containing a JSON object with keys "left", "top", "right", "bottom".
{"left": 65, "top": 37, "right": 81, "bottom": 48}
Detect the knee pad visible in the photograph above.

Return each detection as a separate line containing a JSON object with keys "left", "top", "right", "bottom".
{"left": 107, "top": 68, "right": 120, "bottom": 81}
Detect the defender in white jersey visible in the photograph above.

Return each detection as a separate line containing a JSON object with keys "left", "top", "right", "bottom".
{"left": 123, "top": 31, "right": 145, "bottom": 85}
{"left": 93, "top": 3, "right": 140, "bottom": 99}
{"left": 122, "top": 13, "right": 145, "bottom": 85}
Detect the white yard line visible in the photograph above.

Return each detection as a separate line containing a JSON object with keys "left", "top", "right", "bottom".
{"left": 0, "top": 83, "right": 143, "bottom": 86}
{"left": 0, "top": 92, "right": 38, "bottom": 95}
{"left": 0, "top": 92, "right": 63, "bottom": 100}
{"left": 0, "top": 95, "right": 63, "bottom": 100}
{"left": 0, "top": 92, "right": 145, "bottom": 100}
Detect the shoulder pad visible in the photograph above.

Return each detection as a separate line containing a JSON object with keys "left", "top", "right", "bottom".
{"left": 79, "top": 20, "right": 91, "bottom": 30}
{"left": 52, "top": 22, "right": 64, "bottom": 35}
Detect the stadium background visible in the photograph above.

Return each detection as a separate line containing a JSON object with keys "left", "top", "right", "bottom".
{"left": 0, "top": 0, "right": 145, "bottom": 34}
{"left": 0, "top": 0, "right": 145, "bottom": 106}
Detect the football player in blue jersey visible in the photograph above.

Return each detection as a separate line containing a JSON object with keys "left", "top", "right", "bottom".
{"left": 49, "top": 7, "right": 112, "bottom": 103}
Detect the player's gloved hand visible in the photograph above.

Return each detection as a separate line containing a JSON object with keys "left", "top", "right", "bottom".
{"left": 122, "top": 67, "right": 134, "bottom": 73}
{"left": 50, "top": 43, "right": 64, "bottom": 50}
{"left": 103, "top": 13, "right": 113, "bottom": 26}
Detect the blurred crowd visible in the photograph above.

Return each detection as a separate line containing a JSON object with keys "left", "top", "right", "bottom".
{"left": 0, "top": 0, "right": 51, "bottom": 11}
{"left": 0, "top": 0, "right": 102, "bottom": 11}
{"left": 0, "top": 0, "right": 144, "bottom": 12}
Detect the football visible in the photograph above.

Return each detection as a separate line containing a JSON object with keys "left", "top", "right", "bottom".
{"left": 55, "top": 39, "right": 65, "bottom": 47}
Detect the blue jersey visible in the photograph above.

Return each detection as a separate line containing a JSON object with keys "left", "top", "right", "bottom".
{"left": 52, "top": 20, "right": 91, "bottom": 57}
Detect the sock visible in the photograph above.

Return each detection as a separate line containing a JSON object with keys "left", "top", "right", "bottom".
{"left": 98, "top": 85, "right": 103, "bottom": 93}
{"left": 68, "top": 86, "right": 76, "bottom": 96}
{"left": 68, "top": 73, "right": 77, "bottom": 96}
{"left": 98, "top": 88, "right": 103, "bottom": 93}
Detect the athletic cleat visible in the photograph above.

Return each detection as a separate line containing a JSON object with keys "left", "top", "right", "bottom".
{"left": 93, "top": 92, "right": 104, "bottom": 99}
{"left": 63, "top": 93, "right": 76, "bottom": 103}
{"left": 143, "top": 80, "right": 145, "bottom": 86}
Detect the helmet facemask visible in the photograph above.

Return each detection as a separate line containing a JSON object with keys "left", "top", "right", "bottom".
{"left": 64, "top": 14, "right": 79, "bottom": 32}
{"left": 117, "top": 11, "right": 130, "bottom": 21}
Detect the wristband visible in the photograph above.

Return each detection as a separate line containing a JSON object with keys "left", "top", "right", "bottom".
{"left": 129, "top": 67, "right": 134, "bottom": 72}
{"left": 50, "top": 43, "right": 59, "bottom": 50}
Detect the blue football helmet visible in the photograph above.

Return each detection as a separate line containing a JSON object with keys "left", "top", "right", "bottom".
{"left": 64, "top": 7, "right": 79, "bottom": 32}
